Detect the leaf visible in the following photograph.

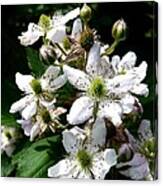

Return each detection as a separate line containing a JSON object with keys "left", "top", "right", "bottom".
{"left": 1, "top": 113, "right": 20, "bottom": 128}
{"left": 26, "top": 47, "right": 47, "bottom": 78}
{"left": 12, "top": 135, "right": 62, "bottom": 178}
{"left": 1, "top": 153, "right": 15, "bottom": 177}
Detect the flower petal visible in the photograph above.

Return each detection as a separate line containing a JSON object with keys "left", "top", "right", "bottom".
{"left": 91, "top": 117, "right": 106, "bottom": 149}
{"left": 63, "top": 65, "right": 90, "bottom": 91}
{"left": 62, "top": 127, "right": 86, "bottom": 154}
{"left": 131, "top": 83, "right": 149, "bottom": 97}
{"left": 67, "top": 96, "right": 94, "bottom": 125}
{"left": 9, "top": 95, "right": 34, "bottom": 114}
{"left": 118, "top": 153, "right": 150, "bottom": 180}
{"left": 41, "top": 65, "right": 60, "bottom": 90}
{"left": 18, "top": 23, "right": 44, "bottom": 46}
{"left": 98, "top": 101, "right": 122, "bottom": 127}
{"left": 71, "top": 18, "right": 82, "bottom": 38}
{"left": 61, "top": 7, "right": 80, "bottom": 25}
{"left": 30, "top": 123, "right": 40, "bottom": 141}
{"left": 120, "top": 94, "right": 135, "bottom": 114}
{"left": 86, "top": 42, "right": 101, "bottom": 76}
{"left": 47, "top": 25, "right": 66, "bottom": 43}
{"left": 49, "top": 74, "right": 67, "bottom": 91}
{"left": 15, "top": 72, "right": 34, "bottom": 93}
{"left": 138, "top": 120, "right": 152, "bottom": 142}
{"left": 21, "top": 100, "right": 37, "bottom": 120}
{"left": 48, "top": 158, "right": 76, "bottom": 178}
{"left": 118, "top": 51, "right": 137, "bottom": 72}
{"left": 17, "top": 119, "right": 33, "bottom": 136}
{"left": 91, "top": 149, "right": 117, "bottom": 179}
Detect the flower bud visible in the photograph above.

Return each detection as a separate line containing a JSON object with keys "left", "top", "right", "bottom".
{"left": 40, "top": 44, "right": 56, "bottom": 61}
{"left": 112, "top": 19, "right": 127, "bottom": 41}
{"left": 80, "top": 4, "right": 92, "bottom": 23}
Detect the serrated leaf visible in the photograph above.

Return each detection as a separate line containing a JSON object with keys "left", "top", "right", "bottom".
{"left": 12, "top": 135, "right": 62, "bottom": 178}
{"left": 26, "top": 48, "right": 47, "bottom": 78}
{"left": 1, "top": 153, "right": 15, "bottom": 177}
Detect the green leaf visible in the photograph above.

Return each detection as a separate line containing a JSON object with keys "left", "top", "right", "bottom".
{"left": 1, "top": 153, "right": 15, "bottom": 177}
{"left": 26, "top": 48, "right": 47, "bottom": 78}
{"left": 12, "top": 135, "right": 63, "bottom": 178}
{"left": 1, "top": 113, "right": 20, "bottom": 128}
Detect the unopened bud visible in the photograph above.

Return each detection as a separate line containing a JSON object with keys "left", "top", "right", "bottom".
{"left": 112, "top": 19, "right": 127, "bottom": 41}
{"left": 80, "top": 4, "right": 92, "bottom": 23}
{"left": 40, "top": 45, "right": 56, "bottom": 61}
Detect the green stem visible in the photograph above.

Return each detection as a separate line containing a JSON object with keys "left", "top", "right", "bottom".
{"left": 101, "top": 39, "right": 120, "bottom": 57}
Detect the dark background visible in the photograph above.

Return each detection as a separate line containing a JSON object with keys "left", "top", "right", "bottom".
{"left": 1, "top": 1, "right": 157, "bottom": 131}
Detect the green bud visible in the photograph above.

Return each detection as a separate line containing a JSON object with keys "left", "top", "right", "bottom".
{"left": 38, "top": 14, "right": 51, "bottom": 32}
{"left": 80, "top": 4, "right": 92, "bottom": 23}
{"left": 112, "top": 19, "right": 127, "bottom": 41}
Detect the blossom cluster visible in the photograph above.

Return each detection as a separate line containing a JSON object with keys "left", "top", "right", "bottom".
{"left": 1, "top": 4, "right": 156, "bottom": 180}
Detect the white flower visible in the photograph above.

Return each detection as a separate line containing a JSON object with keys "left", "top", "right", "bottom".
{"left": 1, "top": 126, "right": 21, "bottom": 157}
{"left": 48, "top": 118, "right": 117, "bottom": 179}
{"left": 117, "top": 120, "right": 155, "bottom": 180}
{"left": 9, "top": 66, "right": 66, "bottom": 120}
{"left": 63, "top": 43, "right": 148, "bottom": 126}
{"left": 18, "top": 8, "right": 80, "bottom": 46}
{"left": 17, "top": 107, "right": 67, "bottom": 141}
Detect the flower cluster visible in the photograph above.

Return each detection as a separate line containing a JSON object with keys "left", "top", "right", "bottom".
{"left": 2, "top": 4, "right": 156, "bottom": 180}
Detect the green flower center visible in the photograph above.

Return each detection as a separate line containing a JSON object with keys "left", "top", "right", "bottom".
{"left": 30, "top": 79, "right": 42, "bottom": 95}
{"left": 88, "top": 77, "right": 107, "bottom": 99}
{"left": 40, "top": 108, "right": 51, "bottom": 123}
{"left": 77, "top": 149, "right": 92, "bottom": 170}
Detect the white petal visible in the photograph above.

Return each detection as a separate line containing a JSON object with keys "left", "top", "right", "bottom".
{"left": 22, "top": 100, "right": 37, "bottom": 120}
{"left": 63, "top": 65, "right": 90, "bottom": 91}
{"left": 98, "top": 101, "right": 122, "bottom": 127}
{"left": 47, "top": 25, "right": 66, "bottom": 43}
{"left": 91, "top": 149, "right": 117, "bottom": 179}
{"left": 77, "top": 170, "right": 91, "bottom": 179}
{"left": 131, "top": 83, "right": 149, "bottom": 97}
{"left": 138, "top": 120, "right": 152, "bottom": 142}
{"left": 40, "top": 98, "right": 56, "bottom": 110}
{"left": 118, "top": 51, "right": 137, "bottom": 72}
{"left": 48, "top": 158, "right": 76, "bottom": 178}
{"left": 9, "top": 95, "right": 34, "bottom": 114}
{"left": 49, "top": 74, "right": 67, "bottom": 91}
{"left": 111, "top": 55, "right": 120, "bottom": 74}
{"left": 17, "top": 119, "right": 33, "bottom": 136}
{"left": 61, "top": 7, "right": 80, "bottom": 25}
{"left": 86, "top": 42, "right": 101, "bottom": 76}
{"left": 5, "top": 145, "right": 16, "bottom": 157}
{"left": 120, "top": 94, "right": 135, "bottom": 114}
{"left": 130, "top": 61, "right": 148, "bottom": 84}
{"left": 71, "top": 18, "right": 82, "bottom": 38}
{"left": 91, "top": 117, "right": 106, "bottom": 149}
{"left": 62, "top": 127, "right": 85, "bottom": 154}
{"left": 18, "top": 23, "right": 44, "bottom": 46}
{"left": 30, "top": 123, "right": 40, "bottom": 141}
{"left": 104, "top": 148, "right": 117, "bottom": 167}
{"left": 67, "top": 96, "right": 94, "bottom": 125}
{"left": 15, "top": 72, "right": 34, "bottom": 93}
{"left": 118, "top": 153, "right": 150, "bottom": 180}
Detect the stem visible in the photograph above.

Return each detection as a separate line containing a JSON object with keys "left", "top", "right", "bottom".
{"left": 55, "top": 43, "right": 67, "bottom": 56}
{"left": 101, "top": 39, "right": 120, "bottom": 57}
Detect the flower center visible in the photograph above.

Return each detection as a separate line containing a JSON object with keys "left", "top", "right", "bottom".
{"left": 40, "top": 108, "right": 51, "bottom": 123}
{"left": 38, "top": 14, "right": 51, "bottom": 32}
{"left": 30, "top": 79, "right": 42, "bottom": 95}
{"left": 88, "top": 77, "right": 107, "bottom": 99}
{"left": 77, "top": 149, "right": 92, "bottom": 170}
